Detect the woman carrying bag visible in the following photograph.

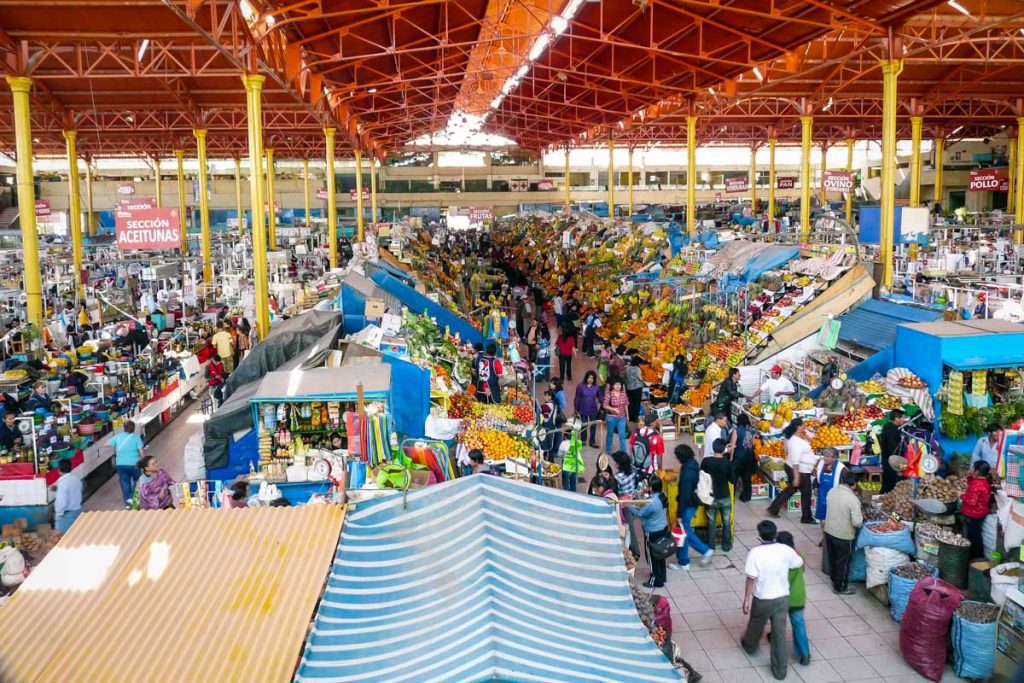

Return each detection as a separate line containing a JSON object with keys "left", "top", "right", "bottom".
{"left": 631, "top": 475, "right": 674, "bottom": 588}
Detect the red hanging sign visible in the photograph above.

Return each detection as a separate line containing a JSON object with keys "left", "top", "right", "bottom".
{"left": 316, "top": 186, "right": 329, "bottom": 201}
{"left": 116, "top": 207, "right": 182, "bottom": 250}
{"left": 537, "top": 179, "right": 556, "bottom": 191}
{"left": 117, "top": 183, "right": 135, "bottom": 195}
{"left": 349, "top": 188, "right": 370, "bottom": 200}
{"left": 34, "top": 199, "right": 50, "bottom": 217}
{"left": 969, "top": 168, "right": 1008, "bottom": 192}
{"left": 724, "top": 176, "right": 749, "bottom": 193}
{"left": 776, "top": 177, "right": 796, "bottom": 189}
{"left": 822, "top": 170, "right": 855, "bottom": 193}
{"left": 117, "top": 197, "right": 157, "bottom": 211}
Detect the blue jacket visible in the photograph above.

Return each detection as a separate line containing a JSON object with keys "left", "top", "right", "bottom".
{"left": 633, "top": 494, "right": 668, "bottom": 533}
{"left": 677, "top": 458, "right": 701, "bottom": 511}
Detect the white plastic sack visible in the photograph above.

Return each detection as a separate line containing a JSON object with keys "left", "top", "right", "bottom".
{"left": 183, "top": 432, "right": 206, "bottom": 481}
{"left": 991, "top": 562, "right": 1021, "bottom": 607}
{"left": 983, "top": 514, "right": 999, "bottom": 560}
{"left": 1002, "top": 500, "right": 1024, "bottom": 550}
{"left": 866, "top": 547, "right": 910, "bottom": 589}
{"left": 425, "top": 414, "right": 461, "bottom": 441}
{"left": 0, "top": 547, "right": 26, "bottom": 587}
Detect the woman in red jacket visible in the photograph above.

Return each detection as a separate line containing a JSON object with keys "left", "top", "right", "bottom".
{"left": 961, "top": 460, "right": 993, "bottom": 559}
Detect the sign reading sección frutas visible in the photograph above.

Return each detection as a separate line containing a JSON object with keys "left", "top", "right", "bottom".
{"left": 116, "top": 207, "right": 181, "bottom": 250}
{"left": 822, "top": 170, "right": 854, "bottom": 193}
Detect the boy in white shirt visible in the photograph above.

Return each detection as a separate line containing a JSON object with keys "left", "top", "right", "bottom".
{"left": 741, "top": 520, "right": 804, "bottom": 680}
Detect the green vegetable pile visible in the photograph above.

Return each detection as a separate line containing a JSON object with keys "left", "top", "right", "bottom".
{"left": 941, "top": 399, "right": 1024, "bottom": 439}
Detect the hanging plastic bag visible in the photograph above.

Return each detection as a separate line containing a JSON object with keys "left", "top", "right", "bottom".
{"left": 899, "top": 577, "right": 962, "bottom": 682}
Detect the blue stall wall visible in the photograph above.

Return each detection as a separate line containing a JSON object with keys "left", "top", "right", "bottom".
{"left": 859, "top": 205, "right": 904, "bottom": 245}
{"left": 370, "top": 271, "right": 483, "bottom": 346}
{"left": 207, "top": 428, "right": 259, "bottom": 483}
{"left": 893, "top": 326, "right": 944, "bottom": 389}
{"left": 848, "top": 346, "right": 895, "bottom": 382}
{"left": 382, "top": 355, "right": 430, "bottom": 438}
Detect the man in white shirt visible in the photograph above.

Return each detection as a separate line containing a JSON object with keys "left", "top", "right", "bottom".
{"left": 752, "top": 365, "right": 797, "bottom": 401}
{"left": 703, "top": 412, "right": 735, "bottom": 461}
{"left": 53, "top": 459, "right": 83, "bottom": 534}
{"left": 553, "top": 295, "right": 564, "bottom": 328}
{"left": 741, "top": 520, "right": 804, "bottom": 680}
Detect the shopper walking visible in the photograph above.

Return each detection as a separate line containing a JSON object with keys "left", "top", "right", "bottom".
{"left": 573, "top": 370, "right": 603, "bottom": 448}
{"left": 553, "top": 294, "right": 564, "bottom": 329}
{"left": 961, "top": 460, "right": 994, "bottom": 559}
{"left": 767, "top": 418, "right": 817, "bottom": 523}
{"left": 135, "top": 455, "right": 176, "bottom": 510}
{"left": 667, "top": 354, "right": 688, "bottom": 405}
{"left": 671, "top": 445, "right": 714, "bottom": 570}
{"left": 53, "top": 458, "right": 83, "bottom": 534}
{"left": 629, "top": 413, "right": 666, "bottom": 474}
{"left": 525, "top": 318, "right": 541, "bottom": 363}
{"left": 741, "top": 520, "right": 804, "bottom": 680}
{"left": 823, "top": 469, "right": 863, "bottom": 595}
{"left": 813, "top": 447, "right": 846, "bottom": 523}
{"left": 704, "top": 412, "right": 733, "bottom": 461}
{"left": 711, "top": 367, "right": 743, "bottom": 419}
{"left": 474, "top": 343, "right": 503, "bottom": 404}
{"left": 632, "top": 475, "right": 671, "bottom": 589}
{"left": 582, "top": 310, "right": 601, "bottom": 357}
{"left": 624, "top": 356, "right": 645, "bottom": 426}
{"left": 555, "top": 328, "right": 576, "bottom": 382}
{"left": 211, "top": 320, "right": 236, "bottom": 373}
{"left": 110, "top": 420, "right": 145, "bottom": 509}
{"left": 603, "top": 379, "right": 629, "bottom": 453}
{"left": 733, "top": 414, "right": 758, "bottom": 502}
{"left": 702, "top": 438, "right": 737, "bottom": 552}
{"left": 613, "top": 450, "right": 641, "bottom": 561}
{"left": 775, "top": 531, "right": 811, "bottom": 666}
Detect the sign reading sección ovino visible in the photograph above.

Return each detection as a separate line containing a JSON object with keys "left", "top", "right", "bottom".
{"left": 116, "top": 207, "right": 181, "bottom": 250}
{"left": 822, "top": 171, "right": 854, "bottom": 193}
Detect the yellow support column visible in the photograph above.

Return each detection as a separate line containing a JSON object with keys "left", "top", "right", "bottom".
{"left": 302, "top": 158, "right": 311, "bottom": 228}
{"left": 243, "top": 74, "right": 270, "bottom": 339}
{"left": 819, "top": 143, "right": 829, "bottom": 207}
{"left": 934, "top": 137, "right": 945, "bottom": 209}
{"left": 909, "top": 116, "right": 923, "bottom": 207}
{"left": 800, "top": 115, "right": 813, "bottom": 240}
{"left": 354, "top": 148, "right": 365, "bottom": 242}
{"left": 627, "top": 146, "right": 634, "bottom": 217}
{"left": 1008, "top": 134, "right": 1016, "bottom": 215}
{"left": 767, "top": 138, "right": 777, "bottom": 226}
{"left": 5, "top": 77, "right": 43, "bottom": 330}
{"left": 63, "top": 130, "right": 84, "bottom": 298}
{"left": 325, "top": 128, "right": 338, "bottom": 268}
{"left": 85, "top": 159, "right": 95, "bottom": 237}
{"left": 234, "top": 157, "right": 244, "bottom": 237}
{"left": 686, "top": 115, "right": 697, "bottom": 238}
{"left": 845, "top": 138, "right": 855, "bottom": 223}
{"left": 879, "top": 59, "right": 904, "bottom": 288}
{"left": 265, "top": 148, "right": 276, "bottom": 250}
{"left": 564, "top": 146, "right": 571, "bottom": 212}
{"left": 153, "top": 156, "right": 162, "bottom": 208}
{"left": 607, "top": 137, "right": 615, "bottom": 220}
{"left": 370, "top": 156, "right": 378, "bottom": 229}
{"left": 1015, "top": 117, "right": 1024, "bottom": 242}
{"left": 750, "top": 145, "right": 757, "bottom": 209}
{"left": 175, "top": 149, "right": 187, "bottom": 252}
{"left": 194, "top": 129, "right": 213, "bottom": 284}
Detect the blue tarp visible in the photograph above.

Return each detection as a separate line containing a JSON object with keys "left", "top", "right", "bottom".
{"left": 370, "top": 270, "right": 483, "bottom": 345}
{"left": 381, "top": 354, "right": 429, "bottom": 438}
{"left": 365, "top": 259, "right": 415, "bottom": 286}
{"left": 740, "top": 245, "right": 799, "bottom": 283}
{"left": 838, "top": 299, "right": 942, "bottom": 352}
{"left": 293, "top": 475, "right": 684, "bottom": 683}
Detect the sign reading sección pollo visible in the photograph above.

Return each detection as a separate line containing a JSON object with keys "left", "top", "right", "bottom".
{"left": 969, "top": 169, "right": 1008, "bottom": 192}
{"left": 776, "top": 177, "right": 796, "bottom": 189}
{"left": 822, "top": 171, "right": 854, "bottom": 193}
{"left": 724, "top": 176, "right": 749, "bottom": 193}
{"left": 116, "top": 207, "right": 181, "bottom": 250}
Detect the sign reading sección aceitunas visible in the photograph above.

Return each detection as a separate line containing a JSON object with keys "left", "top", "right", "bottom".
{"left": 116, "top": 207, "right": 181, "bottom": 250}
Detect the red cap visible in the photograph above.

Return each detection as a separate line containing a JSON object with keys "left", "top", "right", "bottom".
{"left": 770, "top": 365, "right": 783, "bottom": 374}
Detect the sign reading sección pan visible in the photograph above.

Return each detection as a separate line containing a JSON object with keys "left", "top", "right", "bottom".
{"left": 822, "top": 171, "right": 854, "bottom": 193}
{"left": 116, "top": 207, "right": 181, "bottom": 250}
{"left": 776, "top": 177, "right": 796, "bottom": 189}
{"left": 969, "top": 169, "right": 1008, "bottom": 192}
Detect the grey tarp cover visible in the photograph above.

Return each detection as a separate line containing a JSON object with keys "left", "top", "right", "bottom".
{"left": 223, "top": 310, "right": 343, "bottom": 399}
{"left": 203, "top": 311, "right": 344, "bottom": 471}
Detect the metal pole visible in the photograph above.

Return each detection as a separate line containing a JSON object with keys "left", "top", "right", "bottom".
{"left": 687, "top": 115, "right": 697, "bottom": 238}
{"left": 879, "top": 59, "right": 904, "bottom": 288}
{"left": 370, "top": 155, "right": 378, "bottom": 229}
{"left": 234, "top": 157, "right": 244, "bottom": 237}
{"left": 768, "top": 138, "right": 777, "bottom": 229}
{"left": 325, "top": 128, "right": 338, "bottom": 269}
{"left": 934, "top": 136, "right": 945, "bottom": 209}
{"left": 800, "top": 115, "right": 813, "bottom": 241}
{"left": 1016, "top": 118, "right": 1024, "bottom": 243}
{"left": 627, "top": 146, "right": 634, "bottom": 217}
{"left": 1009, "top": 134, "right": 1017, "bottom": 215}
{"left": 243, "top": 74, "right": 270, "bottom": 339}
{"left": 607, "top": 136, "right": 615, "bottom": 219}
{"left": 5, "top": 77, "right": 43, "bottom": 330}
{"left": 845, "top": 138, "right": 855, "bottom": 224}
{"left": 153, "top": 155, "right": 162, "bottom": 208}
{"left": 749, "top": 144, "right": 757, "bottom": 209}
{"left": 63, "top": 130, "right": 84, "bottom": 299}
{"left": 910, "top": 116, "right": 923, "bottom": 207}
{"left": 303, "top": 158, "right": 311, "bottom": 228}
{"left": 355, "top": 148, "right": 365, "bottom": 242}
{"left": 175, "top": 149, "right": 187, "bottom": 253}
{"left": 194, "top": 129, "right": 213, "bottom": 284}
{"left": 85, "top": 159, "right": 95, "bottom": 237}
{"left": 564, "top": 145, "right": 571, "bottom": 213}
{"left": 265, "top": 148, "right": 276, "bottom": 250}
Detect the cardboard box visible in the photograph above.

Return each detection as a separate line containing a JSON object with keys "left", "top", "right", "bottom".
{"left": 364, "top": 298, "right": 386, "bottom": 319}
{"left": 787, "top": 496, "right": 817, "bottom": 512}
{"left": 750, "top": 484, "right": 769, "bottom": 500}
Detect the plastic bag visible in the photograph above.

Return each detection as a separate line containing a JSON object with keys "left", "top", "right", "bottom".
{"left": 982, "top": 514, "right": 998, "bottom": 559}
{"left": 866, "top": 547, "right": 909, "bottom": 589}
{"left": 899, "top": 577, "right": 963, "bottom": 682}
{"left": 1003, "top": 499, "right": 1024, "bottom": 549}
{"left": 889, "top": 563, "right": 938, "bottom": 622}
{"left": 991, "top": 561, "right": 1022, "bottom": 607}
{"left": 182, "top": 432, "right": 206, "bottom": 481}
{"left": 856, "top": 520, "right": 916, "bottom": 556}
{"left": 952, "top": 602, "right": 997, "bottom": 679}
{"left": 849, "top": 547, "right": 867, "bottom": 582}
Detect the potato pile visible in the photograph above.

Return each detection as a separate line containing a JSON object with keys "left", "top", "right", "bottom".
{"left": 933, "top": 527, "right": 970, "bottom": 547}
{"left": 877, "top": 475, "right": 967, "bottom": 518}
{"left": 892, "top": 562, "right": 935, "bottom": 580}
{"left": 956, "top": 602, "right": 999, "bottom": 624}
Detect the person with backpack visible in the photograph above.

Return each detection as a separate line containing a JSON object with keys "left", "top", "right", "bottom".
{"left": 612, "top": 450, "right": 641, "bottom": 561}
{"left": 733, "top": 414, "right": 758, "bottom": 502}
{"left": 628, "top": 413, "right": 665, "bottom": 474}
{"left": 474, "top": 343, "right": 503, "bottom": 404}
{"left": 667, "top": 354, "right": 688, "bottom": 405}
{"left": 539, "top": 389, "right": 564, "bottom": 460}
{"left": 582, "top": 310, "right": 601, "bottom": 357}
{"left": 560, "top": 429, "right": 586, "bottom": 493}
{"left": 671, "top": 445, "right": 714, "bottom": 571}
{"left": 702, "top": 438, "right": 737, "bottom": 553}
{"left": 631, "top": 475, "right": 671, "bottom": 588}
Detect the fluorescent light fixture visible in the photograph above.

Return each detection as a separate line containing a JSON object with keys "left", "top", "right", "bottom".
{"left": 561, "top": 0, "right": 585, "bottom": 20}
{"left": 490, "top": 94, "right": 504, "bottom": 109}
{"left": 367, "top": 87, "right": 377, "bottom": 93}
{"left": 265, "top": 14, "right": 276, "bottom": 26}
{"left": 500, "top": 78, "right": 516, "bottom": 95}
{"left": 707, "top": 87, "right": 715, "bottom": 95}
{"left": 752, "top": 66, "right": 763, "bottom": 82}
{"left": 950, "top": 125, "right": 964, "bottom": 136}
{"left": 529, "top": 34, "right": 551, "bottom": 61}
{"left": 239, "top": 0, "right": 256, "bottom": 22}
{"left": 137, "top": 39, "right": 149, "bottom": 61}
{"left": 947, "top": 0, "right": 970, "bottom": 17}
{"left": 823, "top": 97, "right": 833, "bottom": 112}
{"left": 516, "top": 64, "right": 529, "bottom": 79}
{"left": 552, "top": 16, "right": 569, "bottom": 35}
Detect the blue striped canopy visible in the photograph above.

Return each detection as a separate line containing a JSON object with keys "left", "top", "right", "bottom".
{"left": 294, "top": 475, "right": 684, "bottom": 683}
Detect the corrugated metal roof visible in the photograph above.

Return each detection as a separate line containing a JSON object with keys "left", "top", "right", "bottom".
{"left": 294, "top": 475, "right": 684, "bottom": 683}
{"left": 838, "top": 299, "right": 942, "bottom": 351}
{"left": 0, "top": 505, "right": 345, "bottom": 683}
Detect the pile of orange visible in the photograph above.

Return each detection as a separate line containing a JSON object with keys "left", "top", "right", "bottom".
{"left": 462, "top": 426, "right": 532, "bottom": 461}
{"left": 754, "top": 437, "right": 785, "bottom": 459}
{"left": 810, "top": 424, "right": 850, "bottom": 449}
